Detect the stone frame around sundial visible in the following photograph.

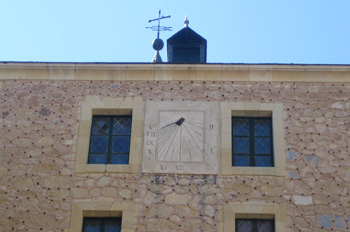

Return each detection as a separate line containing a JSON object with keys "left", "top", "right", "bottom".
{"left": 142, "top": 101, "right": 219, "bottom": 174}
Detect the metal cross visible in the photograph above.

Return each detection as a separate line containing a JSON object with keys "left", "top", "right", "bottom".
{"left": 146, "top": 9, "right": 172, "bottom": 38}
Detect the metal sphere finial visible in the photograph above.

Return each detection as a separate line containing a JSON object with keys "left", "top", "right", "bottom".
{"left": 147, "top": 9, "right": 171, "bottom": 63}
{"left": 184, "top": 15, "right": 189, "bottom": 27}
{"left": 152, "top": 38, "right": 164, "bottom": 51}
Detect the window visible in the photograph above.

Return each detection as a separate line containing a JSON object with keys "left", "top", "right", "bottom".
{"left": 83, "top": 217, "right": 121, "bottom": 232}
{"left": 221, "top": 102, "right": 285, "bottom": 176}
{"left": 236, "top": 219, "right": 274, "bottom": 232}
{"left": 75, "top": 96, "right": 144, "bottom": 173}
{"left": 69, "top": 201, "right": 136, "bottom": 231}
{"left": 232, "top": 117, "right": 273, "bottom": 167}
{"left": 223, "top": 202, "right": 287, "bottom": 232}
{"left": 88, "top": 116, "right": 132, "bottom": 165}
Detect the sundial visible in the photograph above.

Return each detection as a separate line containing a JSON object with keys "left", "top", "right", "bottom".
{"left": 157, "top": 112, "right": 204, "bottom": 162}
{"left": 142, "top": 101, "right": 219, "bottom": 174}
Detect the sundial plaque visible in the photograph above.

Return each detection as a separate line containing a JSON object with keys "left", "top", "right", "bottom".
{"left": 142, "top": 101, "right": 219, "bottom": 174}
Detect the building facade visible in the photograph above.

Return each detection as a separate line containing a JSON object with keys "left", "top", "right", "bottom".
{"left": 0, "top": 62, "right": 350, "bottom": 231}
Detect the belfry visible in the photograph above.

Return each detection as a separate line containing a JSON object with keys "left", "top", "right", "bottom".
{"left": 167, "top": 16, "right": 207, "bottom": 63}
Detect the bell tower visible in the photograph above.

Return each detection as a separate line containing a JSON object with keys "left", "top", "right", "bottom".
{"left": 167, "top": 16, "right": 207, "bottom": 63}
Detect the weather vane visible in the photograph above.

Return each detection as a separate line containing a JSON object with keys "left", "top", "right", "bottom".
{"left": 146, "top": 9, "right": 172, "bottom": 38}
{"left": 146, "top": 9, "right": 172, "bottom": 63}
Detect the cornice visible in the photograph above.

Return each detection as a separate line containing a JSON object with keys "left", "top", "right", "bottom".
{"left": 0, "top": 62, "right": 349, "bottom": 82}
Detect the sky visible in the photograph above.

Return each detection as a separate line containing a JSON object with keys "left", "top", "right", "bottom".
{"left": 0, "top": 0, "right": 349, "bottom": 64}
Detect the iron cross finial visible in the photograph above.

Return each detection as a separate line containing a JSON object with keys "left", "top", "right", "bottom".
{"left": 146, "top": 9, "right": 172, "bottom": 38}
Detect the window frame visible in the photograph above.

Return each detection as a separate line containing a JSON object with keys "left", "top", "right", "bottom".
{"left": 232, "top": 117, "right": 274, "bottom": 167}
{"left": 88, "top": 115, "right": 132, "bottom": 165}
{"left": 69, "top": 201, "right": 137, "bottom": 232}
{"left": 74, "top": 96, "right": 144, "bottom": 174}
{"left": 220, "top": 102, "right": 286, "bottom": 176}
{"left": 222, "top": 202, "right": 287, "bottom": 232}
{"left": 83, "top": 217, "right": 122, "bottom": 232}
{"left": 235, "top": 218, "right": 275, "bottom": 232}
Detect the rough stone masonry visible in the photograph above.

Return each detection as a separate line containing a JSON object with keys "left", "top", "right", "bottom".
{"left": 0, "top": 65, "right": 350, "bottom": 231}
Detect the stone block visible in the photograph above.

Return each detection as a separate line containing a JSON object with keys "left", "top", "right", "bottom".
{"left": 72, "top": 187, "right": 89, "bottom": 198}
{"left": 293, "top": 195, "right": 313, "bottom": 205}
{"left": 335, "top": 215, "right": 345, "bottom": 230}
{"left": 287, "top": 151, "right": 298, "bottom": 160}
{"left": 147, "top": 218, "right": 178, "bottom": 231}
{"left": 318, "top": 214, "right": 332, "bottom": 228}
{"left": 165, "top": 192, "right": 191, "bottom": 205}
{"left": 177, "top": 205, "right": 200, "bottom": 218}
{"left": 145, "top": 204, "right": 174, "bottom": 218}
{"left": 289, "top": 171, "right": 299, "bottom": 179}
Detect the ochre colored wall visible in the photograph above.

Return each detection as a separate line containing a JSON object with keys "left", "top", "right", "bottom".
{"left": 0, "top": 64, "right": 350, "bottom": 231}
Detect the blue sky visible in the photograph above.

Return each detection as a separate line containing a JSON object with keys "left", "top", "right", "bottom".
{"left": 0, "top": 0, "right": 349, "bottom": 64}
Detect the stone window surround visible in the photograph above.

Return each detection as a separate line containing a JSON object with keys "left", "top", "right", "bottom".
{"left": 69, "top": 200, "right": 137, "bottom": 232}
{"left": 74, "top": 96, "right": 144, "bottom": 173}
{"left": 221, "top": 102, "right": 286, "bottom": 176}
{"left": 223, "top": 202, "right": 287, "bottom": 232}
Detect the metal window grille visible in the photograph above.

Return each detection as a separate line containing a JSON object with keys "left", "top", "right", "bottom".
{"left": 236, "top": 219, "right": 275, "bottom": 232}
{"left": 232, "top": 117, "right": 273, "bottom": 167}
{"left": 83, "top": 217, "right": 121, "bottom": 232}
{"left": 88, "top": 115, "right": 132, "bottom": 165}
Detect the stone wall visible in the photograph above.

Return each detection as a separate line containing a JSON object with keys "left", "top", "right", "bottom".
{"left": 0, "top": 79, "right": 350, "bottom": 231}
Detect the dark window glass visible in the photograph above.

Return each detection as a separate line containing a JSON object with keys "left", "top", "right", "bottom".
{"left": 232, "top": 117, "right": 273, "bottom": 167}
{"left": 173, "top": 47, "right": 200, "bottom": 63}
{"left": 237, "top": 219, "right": 253, "bottom": 232}
{"left": 83, "top": 218, "right": 121, "bottom": 232}
{"left": 90, "top": 136, "right": 109, "bottom": 153}
{"left": 233, "top": 137, "right": 250, "bottom": 154}
{"left": 255, "top": 137, "right": 271, "bottom": 154}
{"left": 233, "top": 119, "right": 249, "bottom": 136}
{"left": 236, "top": 219, "right": 274, "bottom": 232}
{"left": 113, "top": 117, "right": 132, "bottom": 135}
{"left": 89, "top": 116, "right": 132, "bottom": 165}
{"left": 89, "top": 153, "right": 108, "bottom": 164}
{"left": 233, "top": 155, "right": 250, "bottom": 166}
{"left": 257, "top": 220, "right": 274, "bottom": 232}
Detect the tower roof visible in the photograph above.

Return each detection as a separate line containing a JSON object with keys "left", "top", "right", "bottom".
{"left": 167, "top": 26, "right": 206, "bottom": 45}
{"left": 167, "top": 17, "right": 207, "bottom": 63}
